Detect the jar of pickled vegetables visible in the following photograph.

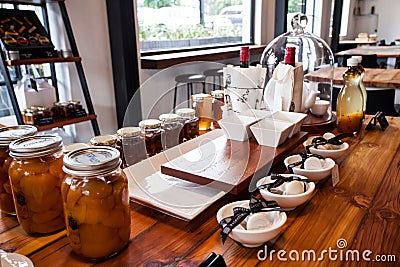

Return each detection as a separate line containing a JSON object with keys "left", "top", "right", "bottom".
{"left": 159, "top": 113, "right": 183, "bottom": 149}
{"left": 116, "top": 127, "right": 147, "bottom": 167}
{"left": 62, "top": 147, "right": 130, "bottom": 260}
{"left": 176, "top": 108, "right": 199, "bottom": 141}
{"left": 0, "top": 126, "right": 37, "bottom": 215}
{"left": 139, "top": 119, "right": 163, "bottom": 157}
{"left": 8, "top": 135, "right": 65, "bottom": 234}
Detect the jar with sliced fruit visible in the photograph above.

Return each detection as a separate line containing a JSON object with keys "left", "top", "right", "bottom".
{"left": 62, "top": 146, "right": 130, "bottom": 260}
{"left": 8, "top": 135, "right": 65, "bottom": 234}
{"left": 0, "top": 126, "right": 37, "bottom": 215}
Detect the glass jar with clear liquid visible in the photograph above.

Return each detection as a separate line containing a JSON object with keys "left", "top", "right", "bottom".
{"left": 337, "top": 58, "right": 364, "bottom": 133}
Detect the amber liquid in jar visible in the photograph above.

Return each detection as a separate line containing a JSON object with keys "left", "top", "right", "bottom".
{"left": 0, "top": 148, "right": 15, "bottom": 214}
{"left": 139, "top": 119, "right": 163, "bottom": 157}
{"left": 9, "top": 137, "right": 65, "bottom": 235}
{"left": 62, "top": 147, "right": 130, "bottom": 260}
{"left": 211, "top": 90, "right": 224, "bottom": 129}
{"left": 192, "top": 94, "right": 212, "bottom": 131}
{"left": 0, "top": 126, "right": 37, "bottom": 215}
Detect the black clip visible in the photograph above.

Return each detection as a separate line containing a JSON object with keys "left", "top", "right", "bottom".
{"left": 366, "top": 111, "right": 389, "bottom": 131}
{"left": 199, "top": 252, "right": 227, "bottom": 267}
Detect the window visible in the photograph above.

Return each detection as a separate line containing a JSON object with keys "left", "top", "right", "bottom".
{"left": 136, "top": 0, "right": 254, "bottom": 53}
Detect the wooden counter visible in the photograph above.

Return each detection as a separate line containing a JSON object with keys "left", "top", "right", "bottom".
{"left": 305, "top": 67, "right": 400, "bottom": 89}
{"left": 0, "top": 117, "right": 399, "bottom": 266}
{"left": 335, "top": 45, "right": 400, "bottom": 58}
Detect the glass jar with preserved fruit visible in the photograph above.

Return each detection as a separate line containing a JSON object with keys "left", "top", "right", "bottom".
{"left": 210, "top": 90, "right": 225, "bottom": 129}
{"left": 176, "top": 108, "right": 199, "bottom": 141}
{"left": 116, "top": 127, "right": 147, "bottom": 167}
{"left": 159, "top": 113, "right": 183, "bottom": 149}
{"left": 191, "top": 93, "right": 212, "bottom": 130}
{"left": 8, "top": 135, "right": 65, "bottom": 234}
{"left": 0, "top": 126, "right": 37, "bottom": 215}
{"left": 62, "top": 147, "right": 130, "bottom": 260}
{"left": 139, "top": 119, "right": 163, "bottom": 157}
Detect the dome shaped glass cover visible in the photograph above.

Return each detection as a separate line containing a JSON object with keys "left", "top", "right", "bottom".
{"left": 260, "top": 13, "right": 334, "bottom": 119}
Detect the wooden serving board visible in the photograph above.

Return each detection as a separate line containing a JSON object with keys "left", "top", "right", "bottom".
{"left": 160, "top": 131, "right": 308, "bottom": 194}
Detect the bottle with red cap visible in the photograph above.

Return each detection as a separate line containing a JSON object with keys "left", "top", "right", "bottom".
{"left": 240, "top": 46, "right": 249, "bottom": 68}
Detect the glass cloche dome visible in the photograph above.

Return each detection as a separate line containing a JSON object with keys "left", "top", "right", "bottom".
{"left": 260, "top": 13, "right": 335, "bottom": 129}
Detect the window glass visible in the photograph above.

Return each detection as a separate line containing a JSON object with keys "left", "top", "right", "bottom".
{"left": 137, "top": 0, "right": 253, "bottom": 53}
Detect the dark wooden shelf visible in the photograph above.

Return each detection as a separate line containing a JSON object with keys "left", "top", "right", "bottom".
{"left": 6, "top": 56, "right": 81, "bottom": 66}
{"left": 141, "top": 45, "right": 266, "bottom": 69}
{"left": 0, "top": 0, "right": 63, "bottom": 5}
{"left": 35, "top": 114, "right": 97, "bottom": 131}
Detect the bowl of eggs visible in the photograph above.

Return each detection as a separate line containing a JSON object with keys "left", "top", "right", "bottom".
{"left": 284, "top": 154, "right": 335, "bottom": 181}
{"left": 256, "top": 174, "right": 315, "bottom": 210}
{"left": 303, "top": 132, "right": 349, "bottom": 160}
{"left": 216, "top": 200, "right": 287, "bottom": 247}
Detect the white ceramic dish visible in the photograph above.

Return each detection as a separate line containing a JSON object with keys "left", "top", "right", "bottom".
{"left": 303, "top": 137, "right": 349, "bottom": 159}
{"left": 271, "top": 111, "right": 307, "bottom": 138}
{"left": 216, "top": 200, "right": 286, "bottom": 247}
{"left": 125, "top": 130, "right": 228, "bottom": 221}
{"left": 250, "top": 118, "right": 294, "bottom": 147}
{"left": 310, "top": 100, "right": 330, "bottom": 116}
{"left": 256, "top": 174, "right": 315, "bottom": 210}
{"left": 284, "top": 154, "right": 336, "bottom": 181}
{"left": 218, "top": 114, "right": 260, "bottom": 141}
{"left": 0, "top": 251, "right": 34, "bottom": 267}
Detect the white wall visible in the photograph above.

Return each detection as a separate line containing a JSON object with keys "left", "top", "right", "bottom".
{"left": 52, "top": 0, "right": 117, "bottom": 142}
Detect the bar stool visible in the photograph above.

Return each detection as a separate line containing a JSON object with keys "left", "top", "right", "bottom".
{"left": 173, "top": 74, "right": 206, "bottom": 110}
{"left": 203, "top": 68, "right": 224, "bottom": 91}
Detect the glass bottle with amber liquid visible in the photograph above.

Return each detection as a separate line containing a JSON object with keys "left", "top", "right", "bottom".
{"left": 337, "top": 58, "right": 364, "bottom": 133}
{"left": 352, "top": 56, "right": 367, "bottom": 118}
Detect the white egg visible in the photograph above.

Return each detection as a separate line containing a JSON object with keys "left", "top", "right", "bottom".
{"left": 246, "top": 213, "right": 272, "bottom": 230}
{"left": 304, "top": 157, "right": 322, "bottom": 170}
{"left": 284, "top": 181, "right": 305, "bottom": 195}
{"left": 323, "top": 132, "right": 336, "bottom": 139}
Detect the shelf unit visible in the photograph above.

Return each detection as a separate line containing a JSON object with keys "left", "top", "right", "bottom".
{"left": 0, "top": 0, "right": 100, "bottom": 135}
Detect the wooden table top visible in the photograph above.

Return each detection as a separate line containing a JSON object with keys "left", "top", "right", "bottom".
{"left": 335, "top": 45, "right": 400, "bottom": 58}
{"left": 305, "top": 67, "right": 400, "bottom": 88}
{"left": 1, "top": 116, "right": 399, "bottom": 266}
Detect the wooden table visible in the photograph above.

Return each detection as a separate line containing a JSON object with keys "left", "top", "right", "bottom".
{"left": 305, "top": 67, "right": 400, "bottom": 89}
{"left": 1, "top": 117, "right": 399, "bottom": 266}
{"left": 335, "top": 45, "right": 400, "bottom": 58}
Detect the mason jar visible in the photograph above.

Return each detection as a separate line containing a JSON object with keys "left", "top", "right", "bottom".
{"left": 8, "top": 135, "right": 65, "bottom": 234}
{"left": 63, "top": 143, "right": 90, "bottom": 155}
{"left": 139, "top": 119, "right": 163, "bottom": 157}
{"left": 116, "top": 127, "right": 147, "bottom": 167}
{"left": 176, "top": 108, "right": 199, "bottom": 141}
{"left": 191, "top": 93, "right": 212, "bottom": 130}
{"left": 0, "top": 125, "right": 37, "bottom": 215}
{"left": 62, "top": 147, "right": 130, "bottom": 260}
{"left": 159, "top": 113, "right": 183, "bottom": 149}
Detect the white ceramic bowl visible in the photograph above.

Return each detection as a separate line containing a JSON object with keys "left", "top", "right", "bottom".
{"left": 256, "top": 174, "right": 315, "bottom": 210}
{"left": 310, "top": 100, "right": 330, "bottom": 116}
{"left": 216, "top": 200, "right": 287, "bottom": 247}
{"left": 284, "top": 154, "right": 335, "bottom": 181}
{"left": 271, "top": 111, "right": 307, "bottom": 138}
{"left": 218, "top": 114, "right": 260, "bottom": 141}
{"left": 303, "top": 137, "right": 349, "bottom": 159}
{"left": 250, "top": 118, "right": 294, "bottom": 147}
{"left": 239, "top": 109, "right": 273, "bottom": 120}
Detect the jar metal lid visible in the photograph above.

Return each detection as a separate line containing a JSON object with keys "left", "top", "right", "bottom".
{"left": 90, "top": 134, "right": 117, "bottom": 146}
{"left": 159, "top": 113, "right": 181, "bottom": 122}
{"left": 139, "top": 119, "right": 161, "bottom": 129}
{"left": 63, "top": 146, "right": 121, "bottom": 176}
{"left": 9, "top": 135, "right": 63, "bottom": 158}
{"left": 117, "top": 127, "right": 141, "bottom": 137}
{"left": 63, "top": 142, "right": 90, "bottom": 154}
{"left": 211, "top": 90, "right": 224, "bottom": 97}
{"left": 0, "top": 125, "right": 37, "bottom": 146}
{"left": 176, "top": 108, "right": 195, "bottom": 117}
